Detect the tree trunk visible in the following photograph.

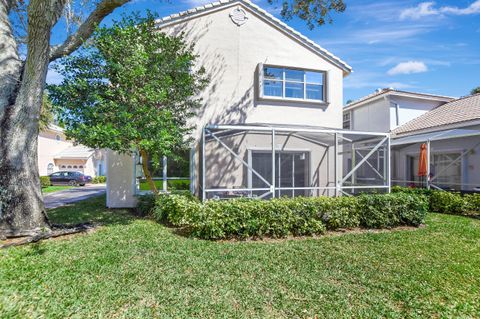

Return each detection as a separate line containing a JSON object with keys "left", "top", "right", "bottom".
{"left": 139, "top": 149, "right": 159, "bottom": 195}
{"left": 0, "top": 0, "right": 65, "bottom": 237}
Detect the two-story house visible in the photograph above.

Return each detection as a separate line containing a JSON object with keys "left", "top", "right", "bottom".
{"left": 106, "top": 0, "right": 390, "bottom": 207}
{"left": 39, "top": 124, "right": 106, "bottom": 178}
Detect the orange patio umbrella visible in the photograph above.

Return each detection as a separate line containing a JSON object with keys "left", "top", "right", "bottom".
{"left": 418, "top": 143, "right": 428, "bottom": 177}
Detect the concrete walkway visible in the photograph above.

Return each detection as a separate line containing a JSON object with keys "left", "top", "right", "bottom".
{"left": 44, "top": 184, "right": 106, "bottom": 209}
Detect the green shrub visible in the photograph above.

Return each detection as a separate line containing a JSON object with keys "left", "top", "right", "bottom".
{"left": 40, "top": 176, "right": 51, "bottom": 188}
{"left": 153, "top": 194, "right": 201, "bottom": 226}
{"left": 391, "top": 186, "right": 433, "bottom": 197}
{"left": 167, "top": 179, "right": 190, "bottom": 190}
{"left": 136, "top": 194, "right": 156, "bottom": 217}
{"left": 430, "top": 191, "right": 480, "bottom": 216}
{"left": 92, "top": 176, "right": 107, "bottom": 184}
{"left": 394, "top": 186, "right": 480, "bottom": 217}
{"left": 358, "top": 193, "right": 428, "bottom": 228}
{"left": 151, "top": 192, "right": 428, "bottom": 240}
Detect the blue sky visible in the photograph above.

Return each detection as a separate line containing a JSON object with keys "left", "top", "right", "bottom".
{"left": 47, "top": 0, "right": 480, "bottom": 103}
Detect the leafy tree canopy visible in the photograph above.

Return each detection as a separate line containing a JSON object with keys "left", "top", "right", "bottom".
{"left": 269, "top": 0, "right": 346, "bottom": 29}
{"left": 471, "top": 87, "right": 480, "bottom": 95}
{"left": 49, "top": 13, "right": 208, "bottom": 193}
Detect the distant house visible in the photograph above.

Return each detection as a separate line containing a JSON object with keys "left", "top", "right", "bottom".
{"left": 106, "top": 0, "right": 390, "bottom": 208}
{"left": 38, "top": 124, "right": 106, "bottom": 177}
{"left": 343, "top": 88, "right": 454, "bottom": 132}
{"left": 391, "top": 94, "right": 480, "bottom": 191}
{"left": 345, "top": 90, "right": 480, "bottom": 191}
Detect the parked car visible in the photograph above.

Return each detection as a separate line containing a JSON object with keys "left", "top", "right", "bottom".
{"left": 49, "top": 171, "right": 92, "bottom": 186}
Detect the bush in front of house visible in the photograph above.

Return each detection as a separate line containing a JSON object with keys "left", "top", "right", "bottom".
{"left": 430, "top": 191, "right": 480, "bottom": 216}
{"left": 393, "top": 186, "right": 480, "bottom": 217}
{"left": 40, "top": 176, "right": 51, "bottom": 188}
{"left": 92, "top": 176, "right": 107, "bottom": 184}
{"left": 151, "top": 192, "right": 428, "bottom": 240}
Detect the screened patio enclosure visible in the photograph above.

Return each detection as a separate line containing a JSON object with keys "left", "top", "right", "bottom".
{"left": 391, "top": 128, "right": 480, "bottom": 191}
{"left": 200, "top": 123, "right": 391, "bottom": 200}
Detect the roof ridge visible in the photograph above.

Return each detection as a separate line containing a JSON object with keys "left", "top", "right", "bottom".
{"left": 155, "top": 0, "right": 352, "bottom": 73}
{"left": 345, "top": 88, "right": 456, "bottom": 109}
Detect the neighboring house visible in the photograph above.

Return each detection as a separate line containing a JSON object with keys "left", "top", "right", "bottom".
{"left": 345, "top": 89, "right": 480, "bottom": 191}
{"left": 106, "top": 0, "right": 390, "bottom": 208}
{"left": 38, "top": 124, "right": 106, "bottom": 177}
{"left": 391, "top": 93, "right": 480, "bottom": 191}
{"left": 343, "top": 88, "right": 454, "bottom": 132}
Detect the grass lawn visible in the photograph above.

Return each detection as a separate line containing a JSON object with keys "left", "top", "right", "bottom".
{"left": 139, "top": 178, "right": 189, "bottom": 191}
{"left": 1, "top": 196, "right": 480, "bottom": 318}
{"left": 42, "top": 185, "right": 74, "bottom": 194}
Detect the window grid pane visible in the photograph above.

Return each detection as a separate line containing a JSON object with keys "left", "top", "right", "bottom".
{"left": 263, "top": 67, "right": 325, "bottom": 101}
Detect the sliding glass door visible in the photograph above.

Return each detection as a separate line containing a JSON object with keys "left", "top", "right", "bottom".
{"left": 251, "top": 151, "right": 309, "bottom": 197}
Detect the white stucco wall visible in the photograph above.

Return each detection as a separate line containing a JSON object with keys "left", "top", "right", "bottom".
{"left": 106, "top": 150, "right": 137, "bottom": 208}
{"left": 161, "top": 2, "right": 345, "bottom": 140}
{"left": 350, "top": 98, "right": 390, "bottom": 132}
{"left": 389, "top": 96, "right": 446, "bottom": 130}
{"left": 348, "top": 94, "right": 448, "bottom": 133}
{"left": 38, "top": 130, "right": 73, "bottom": 176}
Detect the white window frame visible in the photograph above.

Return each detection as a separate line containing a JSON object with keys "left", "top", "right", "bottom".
{"left": 258, "top": 64, "right": 327, "bottom": 104}
{"left": 343, "top": 111, "right": 351, "bottom": 130}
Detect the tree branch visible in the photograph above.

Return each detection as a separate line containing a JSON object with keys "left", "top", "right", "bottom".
{"left": 49, "top": 0, "right": 129, "bottom": 62}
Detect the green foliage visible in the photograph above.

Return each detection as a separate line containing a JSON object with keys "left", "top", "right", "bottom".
{"left": 39, "top": 94, "right": 55, "bottom": 132}
{"left": 49, "top": 13, "right": 208, "bottom": 193}
{"left": 152, "top": 193, "right": 428, "bottom": 240}
{"left": 40, "top": 176, "right": 51, "bottom": 188}
{"left": 136, "top": 194, "right": 156, "bottom": 217}
{"left": 471, "top": 86, "right": 480, "bottom": 95}
{"left": 392, "top": 186, "right": 480, "bottom": 217}
{"left": 269, "top": 0, "right": 346, "bottom": 29}
{"left": 358, "top": 193, "right": 428, "bottom": 228}
{"left": 430, "top": 192, "right": 480, "bottom": 216}
{"left": 391, "top": 185, "right": 433, "bottom": 197}
{"left": 92, "top": 176, "right": 106, "bottom": 184}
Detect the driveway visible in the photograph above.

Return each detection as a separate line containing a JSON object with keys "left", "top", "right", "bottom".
{"left": 44, "top": 184, "right": 106, "bottom": 209}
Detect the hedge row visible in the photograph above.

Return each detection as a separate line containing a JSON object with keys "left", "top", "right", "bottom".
{"left": 392, "top": 186, "right": 480, "bottom": 216}
{"left": 148, "top": 192, "right": 428, "bottom": 240}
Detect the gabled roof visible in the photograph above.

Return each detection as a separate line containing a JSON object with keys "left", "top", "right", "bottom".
{"left": 54, "top": 145, "right": 94, "bottom": 160}
{"left": 155, "top": 0, "right": 352, "bottom": 74}
{"left": 344, "top": 88, "right": 455, "bottom": 111}
{"left": 392, "top": 93, "right": 480, "bottom": 136}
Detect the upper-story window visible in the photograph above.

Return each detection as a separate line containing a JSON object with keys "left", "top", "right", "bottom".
{"left": 261, "top": 66, "right": 326, "bottom": 102}
{"left": 343, "top": 111, "right": 351, "bottom": 129}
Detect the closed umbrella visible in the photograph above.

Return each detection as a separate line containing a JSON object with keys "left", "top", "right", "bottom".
{"left": 418, "top": 143, "right": 428, "bottom": 177}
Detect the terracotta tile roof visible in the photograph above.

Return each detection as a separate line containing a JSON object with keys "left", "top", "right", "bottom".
{"left": 393, "top": 93, "right": 480, "bottom": 136}
{"left": 155, "top": 0, "right": 352, "bottom": 73}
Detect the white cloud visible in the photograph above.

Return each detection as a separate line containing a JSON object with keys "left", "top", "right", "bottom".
{"left": 400, "top": 2, "right": 438, "bottom": 20}
{"left": 344, "top": 71, "right": 416, "bottom": 89}
{"left": 441, "top": 0, "right": 480, "bottom": 15}
{"left": 387, "top": 61, "right": 428, "bottom": 75}
{"left": 400, "top": 1, "right": 480, "bottom": 20}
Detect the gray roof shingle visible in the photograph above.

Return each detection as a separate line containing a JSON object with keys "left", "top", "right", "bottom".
{"left": 393, "top": 93, "right": 480, "bottom": 136}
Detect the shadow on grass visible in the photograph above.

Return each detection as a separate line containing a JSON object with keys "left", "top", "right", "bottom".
{"left": 47, "top": 195, "right": 136, "bottom": 226}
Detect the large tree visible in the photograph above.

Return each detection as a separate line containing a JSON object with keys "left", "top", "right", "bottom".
{"left": 49, "top": 14, "right": 207, "bottom": 194}
{"left": 0, "top": 0, "right": 346, "bottom": 238}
